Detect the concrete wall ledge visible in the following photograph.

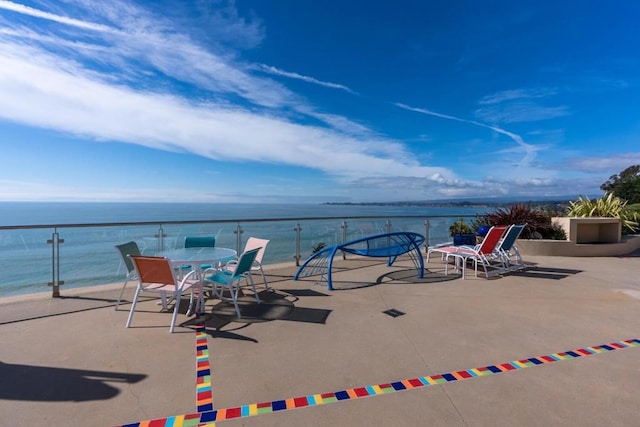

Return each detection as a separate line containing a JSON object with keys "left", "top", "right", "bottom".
{"left": 517, "top": 234, "right": 640, "bottom": 257}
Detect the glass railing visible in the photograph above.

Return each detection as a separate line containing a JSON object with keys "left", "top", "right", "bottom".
{"left": 0, "top": 214, "right": 476, "bottom": 298}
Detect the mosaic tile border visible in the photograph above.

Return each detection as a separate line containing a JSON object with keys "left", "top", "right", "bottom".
{"left": 195, "top": 322, "right": 214, "bottom": 413}
{"left": 117, "top": 338, "right": 639, "bottom": 426}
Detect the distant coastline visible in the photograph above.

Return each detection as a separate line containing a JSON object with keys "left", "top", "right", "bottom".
{"left": 322, "top": 198, "right": 573, "bottom": 211}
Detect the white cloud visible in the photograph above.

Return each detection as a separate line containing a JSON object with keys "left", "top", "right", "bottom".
{"left": 478, "top": 88, "right": 557, "bottom": 105}
{"left": 474, "top": 102, "right": 570, "bottom": 124}
{"left": 562, "top": 153, "right": 640, "bottom": 173}
{"left": 475, "top": 87, "right": 569, "bottom": 124}
{"left": 0, "top": 39, "right": 452, "bottom": 182}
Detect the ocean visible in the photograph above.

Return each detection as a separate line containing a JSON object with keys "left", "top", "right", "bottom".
{"left": 0, "top": 202, "right": 490, "bottom": 297}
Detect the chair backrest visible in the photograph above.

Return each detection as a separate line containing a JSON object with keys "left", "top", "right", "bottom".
{"left": 231, "top": 248, "right": 261, "bottom": 278}
{"left": 244, "top": 237, "right": 270, "bottom": 264}
{"left": 478, "top": 226, "right": 507, "bottom": 255}
{"left": 115, "top": 241, "right": 141, "bottom": 274}
{"left": 129, "top": 255, "right": 176, "bottom": 287}
{"left": 184, "top": 236, "right": 216, "bottom": 248}
{"left": 498, "top": 224, "right": 526, "bottom": 252}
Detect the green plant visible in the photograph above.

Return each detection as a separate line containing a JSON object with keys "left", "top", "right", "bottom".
{"left": 311, "top": 242, "right": 327, "bottom": 253}
{"left": 479, "top": 204, "right": 557, "bottom": 239}
{"left": 550, "top": 222, "right": 567, "bottom": 240}
{"left": 449, "top": 217, "right": 473, "bottom": 236}
{"left": 600, "top": 165, "right": 640, "bottom": 204}
{"left": 567, "top": 193, "right": 639, "bottom": 234}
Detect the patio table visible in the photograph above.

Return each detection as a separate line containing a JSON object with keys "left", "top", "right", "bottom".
{"left": 156, "top": 247, "right": 237, "bottom": 275}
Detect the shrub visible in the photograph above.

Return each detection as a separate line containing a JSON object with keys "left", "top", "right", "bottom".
{"left": 567, "top": 193, "right": 639, "bottom": 234}
{"left": 448, "top": 217, "right": 473, "bottom": 236}
{"left": 479, "top": 204, "right": 557, "bottom": 239}
{"left": 311, "top": 242, "right": 326, "bottom": 253}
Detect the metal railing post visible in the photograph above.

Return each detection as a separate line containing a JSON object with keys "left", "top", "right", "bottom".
{"left": 46, "top": 228, "right": 64, "bottom": 297}
{"left": 424, "top": 219, "right": 430, "bottom": 252}
{"left": 294, "top": 222, "right": 302, "bottom": 266}
{"left": 385, "top": 219, "right": 392, "bottom": 248}
{"left": 155, "top": 225, "right": 167, "bottom": 252}
{"left": 234, "top": 223, "right": 244, "bottom": 254}
{"left": 341, "top": 221, "right": 348, "bottom": 259}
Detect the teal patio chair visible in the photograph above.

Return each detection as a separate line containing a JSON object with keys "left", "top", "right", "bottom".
{"left": 224, "top": 237, "right": 271, "bottom": 291}
{"left": 202, "top": 247, "right": 262, "bottom": 318}
{"left": 181, "top": 235, "right": 216, "bottom": 272}
{"left": 114, "top": 241, "right": 141, "bottom": 310}
{"left": 184, "top": 236, "right": 216, "bottom": 248}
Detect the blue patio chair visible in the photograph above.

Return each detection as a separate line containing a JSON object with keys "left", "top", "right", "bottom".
{"left": 496, "top": 224, "right": 526, "bottom": 270}
{"left": 202, "top": 247, "right": 262, "bottom": 318}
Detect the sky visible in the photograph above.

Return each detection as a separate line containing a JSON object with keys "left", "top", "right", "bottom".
{"left": 0, "top": 0, "right": 639, "bottom": 203}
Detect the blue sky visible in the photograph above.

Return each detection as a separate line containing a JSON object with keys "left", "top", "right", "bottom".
{"left": 1, "top": 0, "right": 639, "bottom": 203}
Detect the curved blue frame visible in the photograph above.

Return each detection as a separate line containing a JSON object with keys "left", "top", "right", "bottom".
{"left": 294, "top": 232, "right": 425, "bottom": 290}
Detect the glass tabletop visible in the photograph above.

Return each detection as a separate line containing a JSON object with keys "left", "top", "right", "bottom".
{"left": 156, "top": 247, "right": 237, "bottom": 265}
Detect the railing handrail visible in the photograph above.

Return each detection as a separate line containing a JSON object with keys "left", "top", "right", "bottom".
{"left": 0, "top": 214, "right": 475, "bottom": 231}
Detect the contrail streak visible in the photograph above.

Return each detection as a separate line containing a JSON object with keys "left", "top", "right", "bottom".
{"left": 395, "top": 102, "right": 538, "bottom": 166}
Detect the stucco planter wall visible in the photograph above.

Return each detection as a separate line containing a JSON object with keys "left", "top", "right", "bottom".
{"left": 517, "top": 234, "right": 640, "bottom": 257}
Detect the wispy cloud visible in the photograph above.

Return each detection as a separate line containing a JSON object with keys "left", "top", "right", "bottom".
{"left": 0, "top": 1, "right": 451, "bottom": 185}
{"left": 255, "top": 64, "right": 357, "bottom": 94}
{"left": 395, "top": 103, "right": 540, "bottom": 167}
{"left": 478, "top": 88, "right": 557, "bottom": 105}
{"left": 474, "top": 102, "right": 570, "bottom": 124}
{"left": 562, "top": 153, "right": 640, "bottom": 173}
{"left": 475, "top": 87, "right": 569, "bottom": 124}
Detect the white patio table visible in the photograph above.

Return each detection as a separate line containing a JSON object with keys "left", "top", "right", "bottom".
{"left": 156, "top": 247, "right": 237, "bottom": 274}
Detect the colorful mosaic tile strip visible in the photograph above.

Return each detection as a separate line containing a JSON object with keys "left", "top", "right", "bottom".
{"left": 116, "top": 338, "right": 639, "bottom": 427}
{"left": 195, "top": 321, "right": 214, "bottom": 413}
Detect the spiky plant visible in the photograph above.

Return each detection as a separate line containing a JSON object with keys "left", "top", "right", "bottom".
{"left": 567, "top": 193, "right": 639, "bottom": 234}
{"left": 481, "top": 204, "right": 554, "bottom": 239}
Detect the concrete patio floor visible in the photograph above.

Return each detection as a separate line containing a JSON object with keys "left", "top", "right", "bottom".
{"left": 1, "top": 252, "right": 639, "bottom": 426}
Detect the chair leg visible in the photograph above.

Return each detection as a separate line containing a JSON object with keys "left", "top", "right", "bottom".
{"left": 186, "top": 288, "right": 196, "bottom": 316}
{"left": 125, "top": 286, "right": 142, "bottom": 328}
{"left": 169, "top": 291, "right": 181, "bottom": 333}
{"left": 246, "top": 274, "right": 261, "bottom": 303}
{"left": 186, "top": 282, "right": 205, "bottom": 316}
{"left": 259, "top": 268, "right": 269, "bottom": 290}
{"left": 230, "top": 282, "right": 242, "bottom": 317}
{"left": 115, "top": 275, "right": 130, "bottom": 310}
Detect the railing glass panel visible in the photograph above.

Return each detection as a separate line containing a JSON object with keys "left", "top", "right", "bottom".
{"left": 0, "top": 214, "right": 480, "bottom": 298}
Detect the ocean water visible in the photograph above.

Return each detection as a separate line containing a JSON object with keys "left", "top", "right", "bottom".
{"left": 0, "top": 202, "right": 489, "bottom": 297}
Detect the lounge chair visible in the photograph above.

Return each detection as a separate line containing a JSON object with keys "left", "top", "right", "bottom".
{"left": 427, "top": 226, "right": 507, "bottom": 279}
{"left": 496, "top": 224, "right": 526, "bottom": 271}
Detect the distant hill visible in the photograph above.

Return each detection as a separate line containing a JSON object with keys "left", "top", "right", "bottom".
{"left": 322, "top": 196, "right": 585, "bottom": 213}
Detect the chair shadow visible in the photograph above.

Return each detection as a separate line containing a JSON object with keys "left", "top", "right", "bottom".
{"left": 0, "top": 361, "right": 145, "bottom": 402}
{"left": 182, "top": 290, "right": 332, "bottom": 341}
{"left": 378, "top": 268, "right": 461, "bottom": 284}
{"left": 1, "top": 295, "right": 121, "bottom": 325}
{"left": 509, "top": 266, "right": 583, "bottom": 280}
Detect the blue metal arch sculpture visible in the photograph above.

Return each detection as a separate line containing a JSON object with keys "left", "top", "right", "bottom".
{"left": 294, "top": 232, "right": 425, "bottom": 290}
